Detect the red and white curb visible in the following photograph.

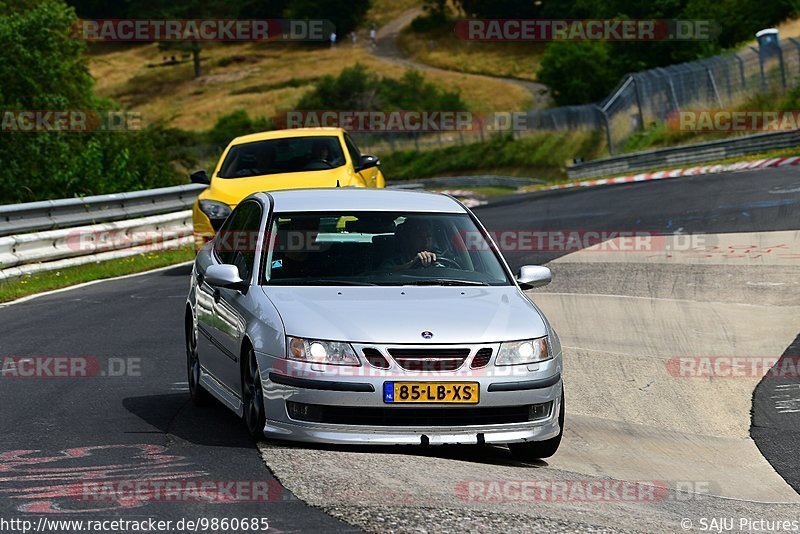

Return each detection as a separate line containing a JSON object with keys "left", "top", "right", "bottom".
{"left": 543, "top": 155, "right": 800, "bottom": 191}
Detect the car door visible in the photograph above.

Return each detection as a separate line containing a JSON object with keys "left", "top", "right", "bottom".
{"left": 211, "top": 200, "right": 263, "bottom": 395}
{"left": 197, "top": 201, "right": 259, "bottom": 393}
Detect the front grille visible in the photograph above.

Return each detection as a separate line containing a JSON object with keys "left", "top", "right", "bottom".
{"left": 287, "top": 401, "right": 532, "bottom": 426}
{"left": 471, "top": 348, "right": 493, "bottom": 369}
{"left": 387, "top": 348, "right": 470, "bottom": 372}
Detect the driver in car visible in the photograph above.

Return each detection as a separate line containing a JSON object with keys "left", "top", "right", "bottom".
{"left": 257, "top": 146, "right": 277, "bottom": 174}
{"left": 383, "top": 218, "right": 439, "bottom": 269}
{"left": 310, "top": 140, "right": 330, "bottom": 162}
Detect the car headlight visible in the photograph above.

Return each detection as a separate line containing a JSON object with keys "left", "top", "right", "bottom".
{"left": 286, "top": 337, "right": 361, "bottom": 366}
{"left": 198, "top": 200, "right": 232, "bottom": 220}
{"left": 496, "top": 337, "right": 550, "bottom": 366}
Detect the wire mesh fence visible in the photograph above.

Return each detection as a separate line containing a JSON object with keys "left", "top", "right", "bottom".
{"left": 181, "top": 42, "right": 800, "bottom": 165}
{"left": 355, "top": 40, "right": 800, "bottom": 156}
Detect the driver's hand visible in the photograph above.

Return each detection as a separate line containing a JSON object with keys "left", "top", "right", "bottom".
{"left": 413, "top": 251, "right": 437, "bottom": 267}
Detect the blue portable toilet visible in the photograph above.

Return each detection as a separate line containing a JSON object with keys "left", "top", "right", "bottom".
{"left": 756, "top": 28, "right": 779, "bottom": 50}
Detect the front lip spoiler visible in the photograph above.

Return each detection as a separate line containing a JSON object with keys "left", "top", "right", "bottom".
{"left": 487, "top": 372, "right": 561, "bottom": 392}
{"left": 269, "top": 372, "right": 375, "bottom": 392}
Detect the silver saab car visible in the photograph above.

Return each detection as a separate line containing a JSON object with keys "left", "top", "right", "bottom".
{"left": 185, "top": 188, "right": 564, "bottom": 459}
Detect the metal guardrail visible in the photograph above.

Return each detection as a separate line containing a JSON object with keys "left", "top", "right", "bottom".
{"left": 566, "top": 130, "right": 800, "bottom": 180}
{"left": 1, "top": 177, "right": 536, "bottom": 280}
{"left": 0, "top": 211, "right": 192, "bottom": 268}
{"left": 0, "top": 185, "right": 205, "bottom": 281}
{"left": 0, "top": 184, "right": 205, "bottom": 237}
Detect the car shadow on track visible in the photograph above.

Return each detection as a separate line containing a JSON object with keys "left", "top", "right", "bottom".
{"left": 125, "top": 394, "right": 553, "bottom": 468}
{"left": 123, "top": 393, "right": 256, "bottom": 448}
{"left": 261, "top": 440, "right": 550, "bottom": 469}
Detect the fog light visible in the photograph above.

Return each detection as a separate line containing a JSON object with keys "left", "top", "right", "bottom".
{"left": 529, "top": 402, "right": 552, "bottom": 421}
{"left": 287, "top": 401, "right": 324, "bottom": 423}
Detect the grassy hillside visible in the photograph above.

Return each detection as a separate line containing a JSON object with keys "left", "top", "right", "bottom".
{"left": 397, "top": 27, "right": 546, "bottom": 82}
{"left": 381, "top": 131, "right": 604, "bottom": 182}
{"left": 89, "top": 42, "right": 531, "bottom": 132}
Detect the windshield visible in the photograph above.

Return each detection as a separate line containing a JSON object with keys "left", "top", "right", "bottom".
{"left": 263, "top": 211, "right": 512, "bottom": 286}
{"left": 218, "top": 136, "right": 346, "bottom": 178}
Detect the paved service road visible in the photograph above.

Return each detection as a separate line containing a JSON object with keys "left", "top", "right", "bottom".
{"left": 1, "top": 167, "right": 798, "bottom": 532}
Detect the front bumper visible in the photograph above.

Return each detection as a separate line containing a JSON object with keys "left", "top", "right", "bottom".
{"left": 263, "top": 413, "right": 561, "bottom": 445}
{"left": 256, "top": 346, "right": 563, "bottom": 446}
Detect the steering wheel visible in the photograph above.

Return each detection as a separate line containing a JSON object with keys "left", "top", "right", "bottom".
{"left": 433, "top": 256, "right": 461, "bottom": 269}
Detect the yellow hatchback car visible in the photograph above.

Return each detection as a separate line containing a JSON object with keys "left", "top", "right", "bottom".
{"left": 190, "top": 127, "right": 385, "bottom": 247}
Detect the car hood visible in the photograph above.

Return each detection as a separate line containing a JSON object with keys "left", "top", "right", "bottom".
{"left": 203, "top": 167, "right": 356, "bottom": 206}
{"left": 261, "top": 286, "right": 548, "bottom": 344}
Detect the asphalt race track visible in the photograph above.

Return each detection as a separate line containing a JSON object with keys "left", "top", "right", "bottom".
{"left": 1, "top": 167, "right": 798, "bottom": 532}
{"left": 477, "top": 166, "right": 800, "bottom": 495}
{"left": 0, "top": 270, "right": 353, "bottom": 532}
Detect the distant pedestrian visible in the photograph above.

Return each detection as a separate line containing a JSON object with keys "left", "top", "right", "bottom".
{"left": 369, "top": 24, "right": 377, "bottom": 48}
{"left": 330, "top": 31, "right": 337, "bottom": 47}
{"left": 351, "top": 31, "right": 357, "bottom": 46}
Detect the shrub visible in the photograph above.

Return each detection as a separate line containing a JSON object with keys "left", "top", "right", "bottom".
{"left": 205, "top": 110, "right": 273, "bottom": 146}
{"left": 537, "top": 41, "right": 618, "bottom": 106}
{"left": 297, "top": 63, "right": 467, "bottom": 112}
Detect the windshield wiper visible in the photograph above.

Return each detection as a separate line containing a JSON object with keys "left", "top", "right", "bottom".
{"left": 402, "top": 279, "right": 489, "bottom": 286}
{"left": 295, "top": 279, "right": 378, "bottom": 286}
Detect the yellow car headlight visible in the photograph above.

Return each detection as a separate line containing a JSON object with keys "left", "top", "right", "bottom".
{"left": 198, "top": 200, "right": 231, "bottom": 220}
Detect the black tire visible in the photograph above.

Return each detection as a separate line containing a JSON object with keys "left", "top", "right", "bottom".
{"left": 508, "top": 389, "right": 564, "bottom": 460}
{"left": 242, "top": 347, "right": 266, "bottom": 439}
{"left": 186, "top": 313, "right": 212, "bottom": 407}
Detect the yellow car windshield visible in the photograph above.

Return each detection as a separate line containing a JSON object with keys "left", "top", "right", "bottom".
{"left": 218, "top": 136, "right": 346, "bottom": 178}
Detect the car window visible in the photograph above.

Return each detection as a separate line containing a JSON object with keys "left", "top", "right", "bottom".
{"left": 344, "top": 134, "right": 361, "bottom": 167}
{"left": 218, "top": 136, "right": 346, "bottom": 178}
{"left": 215, "top": 201, "right": 262, "bottom": 281}
{"left": 262, "top": 211, "right": 511, "bottom": 286}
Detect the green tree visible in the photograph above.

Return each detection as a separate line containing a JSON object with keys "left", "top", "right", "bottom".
{"left": 206, "top": 110, "right": 272, "bottom": 146}
{"left": 0, "top": 0, "right": 94, "bottom": 109}
{"left": 0, "top": 0, "right": 185, "bottom": 203}
{"left": 537, "top": 41, "right": 617, "bottom": 105}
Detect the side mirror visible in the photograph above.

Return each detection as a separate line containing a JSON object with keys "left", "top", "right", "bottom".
{"left": 205, "top": 264, "right": 247, "bottom": 291}
{"left": 517, "top": 265, "right": 552, "bottom": 289}
{"left": 355, "top": 154, "right": 380, "bottom": 172}
{"left": 190, "top": 170, "right": 210, "bottom": 185}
